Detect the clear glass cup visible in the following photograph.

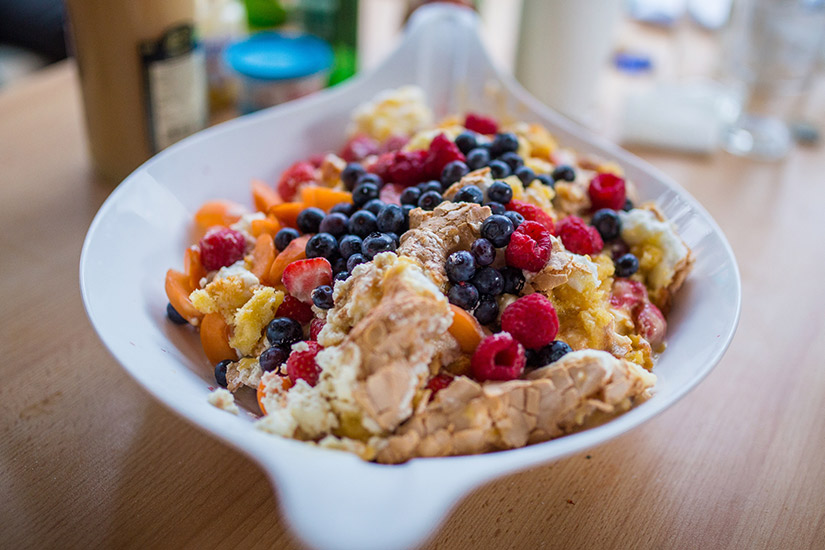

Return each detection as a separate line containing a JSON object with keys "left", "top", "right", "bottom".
{"left": 722, "top": 0, "right": 825, "bottom": 160}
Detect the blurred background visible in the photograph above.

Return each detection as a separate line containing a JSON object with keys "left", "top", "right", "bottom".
{"left": 2, "top": 0, "right": 823, "bottom": 181}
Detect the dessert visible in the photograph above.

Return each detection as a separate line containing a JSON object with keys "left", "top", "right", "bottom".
{"left": 165, "top": 86, "right": 693, "bottom": 463}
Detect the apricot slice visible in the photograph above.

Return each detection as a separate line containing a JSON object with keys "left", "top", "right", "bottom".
{"left": 251, "top": 179, "right": 283, "bottom": 213}
{"left": 183, "top": 246, "right": 206, "bottom": 290}
{"left": 250, "top": 233, "right": 276, "bottom": 285}
{"left": 268, "top": 234, "right": 310, "bottom": 285}
{"left": 448, "top": 304, "right": 484, "bottom": 354}
{"left": 299, "top": 186, "right": 353, "bottom": 212}
{"left": 193, "top": 200, "right": 245, "bottom": 235}
{"left": 257, "top": 376, "right": 292, "bottom": 415}
{"left": 269, "top": 201, "right": 306, "bottom": 229}
{"left": 200, "top": 313, "right": 237, "bottom": 365}
{"left": 165, "top": 269, "right": 203, "bottom": 325}
{"left": 249, "top": 216, "right": 281, "bottom": 238}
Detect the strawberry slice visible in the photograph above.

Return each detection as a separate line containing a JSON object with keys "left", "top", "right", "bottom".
{"left": 276, "top": 294, "right": 314, "bottom": 324}
{"left": 277, "top": 161, "right": 316, "bottom": 202}
{"left": 282, "top": 258, "right": 333, "bottom": 303}
{"left": 379, "top": 183, "right": 405, "bottom": 205}
{"left": 506, "top": 199, "right": 555, "bottom": 233}
{"left": 340, "top": 134, "right": 380, "bottom": 162}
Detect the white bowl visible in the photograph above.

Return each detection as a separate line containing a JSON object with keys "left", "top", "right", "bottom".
{"left": 80, "top": 6, "right": 741, "bottom": 550}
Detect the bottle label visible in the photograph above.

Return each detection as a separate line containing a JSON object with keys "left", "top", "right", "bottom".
{"left": 140, "top": 24, "right": 207, "bottom": 153}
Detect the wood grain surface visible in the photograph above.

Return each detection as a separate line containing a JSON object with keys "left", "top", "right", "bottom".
{"left": 2, "top": 59, "right": 824, "bottom": 550}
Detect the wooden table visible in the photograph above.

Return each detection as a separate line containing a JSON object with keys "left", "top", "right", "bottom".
{"left": 3, "top": 59, "right": 825, "bottom": 550}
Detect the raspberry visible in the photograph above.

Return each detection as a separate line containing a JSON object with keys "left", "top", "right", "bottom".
{"left": 379, "top": 134, "right": 409, "bottom": 153}
{"left": 464, "top": 113, "right": 498, "bottom": 135}
{"left": 471, "top": 332, "right": 526, "bottom": 382}
{"left": 588, "top": 173, "right": 626, "bottom": 211}
{"left": 370, "top": 150, "right": 428, "bottom": 186}
{"left": 309, "top": 318, "right": 326, "bottom": 340}
{"left": 610, "top": 278, "right": 648, "bottom": 312}
{"left": 306, "top": 153, "right": 326, "bottom": 168}
{"left": 425, "top": 373, "right": 453, "bottom": 396}
{"left": 556, "top": 215, "right": 603, "bottom": 255}
{"left": 286, "top": 341, "right": 323, "bottom": 386}
{"left": 276, "top": 295, "right": 314, "bottom": 324}
{"left": 636, "top": 302, "right": 666, "bottom": 348}
{"left": 340, "top": 133, "right": 380, "bottom": 162}
{"left": 379, "top": 183, "right": 405, "bottom": 205}
{"left": 505, "top": 220, "right": 553, "bottom": 272}
{"left": 424, "top": 133, "right": 466, "bottom": 180}
{"left": 277, "top": 161, "right": 316, "bottom": 201}
{"left": 506, "top": 199, "right": 555, "bottom": 233}
{"left": 500, "top": 293, "right": 559, "bottom": 350}
{"left": 198, "top": 227, "right": 246, "bottom": 271}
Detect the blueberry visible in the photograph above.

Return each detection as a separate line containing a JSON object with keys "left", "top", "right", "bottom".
{"left": 347, "top": 210, "right": 378, "bottom": 238}
{"left": 361, "top": 232, "right": 395, "bottom": 259}
{"left": 311, "top": 285, "right": 334, "bottom": 309}
{"left": 591, "top": 209, "right": 621, "bottom": 241}
{"left": 455, "top": 131, "right": 478, "bottom": 154}
{"left": 334, "top": 271, "right": 349, "bottom": 282}
{"left": 266, "top": 317, "right": 303, "bottom": 347}
{"left": 488, "top": 159, "right": 511, "bottom": 179}
{"left": 296, "top": 207, "right": 325, "bottom": 234}
{"left": 331, "top": 256, "right": 348, "bottom": 275}
{"left": 534, "top": 174, "right": 555, "bottom": 188}
{"left": 352, "top": 182, "right": 379, "bottom": 207}
{"left": 402, "top": 204, "right": 416, "bottom": 219}
{"left": 274, "top": 227, "right": 300, "bottom": 251}
{"left": 341, "top": 162, "right": 366, "bottom": 190}
{"left": 498, "top": 151, "right": 524, "bottom": 172}
{"left": 417, "top": 180, "right": 443, "bottom": 194}
{"left": 471, "top": 238, "right": 496, "bottom": 266}
{"left": 385, "top": 231, "right": 401, "bottom": 248}
{"left": 487, "top": 180, "right": 513, "bottom": 204}
{"left": 446, "top": 250, "right": 476, "bottom": 283}
{"left": 552, "top": 165, "right": 576, "bottom": 182}
{"left": 376, "top": 204, "right": 406, "bottom": 234}
{"left": 623, "top": 198, "right": 634, "bottom": 212}
{"left": 259, "top": 346, "right": 289, "bottom": 372}
{"left": 471, "top": 266, "right": 504, "bottom": 296}
{"left": 215, "top": 359, "right": 231, "bottom": 387}
{"left": 490, "top": 132, "right": 519, "bottom": 157}
{"left": 481, "top": 214, "right": 515, "bottom": 247}
{"left": 418, "top": 190, "right": 443, "bottom": 211}
{"left": 485, "top": 201, "right": 506, "bottom": 215}
{"left": 473, "top": 295, "right": 499, "bottom": 325}
{"left": 608, "top": 240, "right": 630, "bottom": 261}
{"left": 535, "top": 340, "right": 572, "bottom": 365}
{"left": 338, "top": 234, "right": 363, "bottom": 259}
{"left": 305, "top": 232, "right": 338, "bottom": 259}
{"left": 400, "top": 186, "right": 422, "bottom": 206}
{"left": 515, "top": 166, "right": 535, "bottom": 185}
{"left": 466, "top": 147, "right": 490, "bottom": 170}
{"left": 448, "top": 282, "right": 480, "bottom": 310}
{"left": 166, "top": 303, "right": 188, "bottom": 325}
{"left": 346, "top": 253, "right": 368, "bottom": 272}
{"left": 362, "top": 198, "right": 385, "bottom": 216}
{"left": 330, "top": 202, "right": 356, "bottom": 216}
{"left": 441, "top": 160, "right": 469, "bottom": 187}
{"left": 500, "top": 266, "right": 525, "bottom": 294}
{"left": 356, "top": 172, "right": 383, "bottom": 188}
{"left": 504, "top": 211, "right": 524, "bottom": 229}
{"left": 614, "top": 253, "right": 639, "bottom": 277}
{"left": 454, "top": 184, "right": 484, "bottom": 205}
{"left": 318, "top": 212, "right": 349, "bottom": 237}
{"left": 526, "top": 348, "right": 539, "bottom": 368}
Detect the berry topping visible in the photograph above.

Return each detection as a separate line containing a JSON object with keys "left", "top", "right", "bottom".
{"left": 199, "top": 227, "right": 246, "bottom": 271}
{"left": 260, "top": 346, "right": 289, "bottom": 372}
{"left": 418, "top": 190, "right": 443, "bottom": 211}
{"left": 352, "top": 182, "right": 380, "bottom": 207}
{"left": 331, "top": 256, "right": 347, "bottom": 275}
{"left": 636, "top": 302, "right": 666, "bottom": 348}
{"left": 311, "top": 284, "right": 334, "bottom": 309}
{"left": 338, "top": 234, "right": 363, "bottom": 259}
{"left": 362, "top": 198, "right": 386, "bottom": 216}
{"left": 441, "top": 160, "right": 469, "bottom": 186}
{"left": 500, "top": 293, "right": 559, "bottom": 350}
{"left": 481, "top": 214, "right": 515, "bottom": 247}
{"left": 454, "top": 131, "right": 478, "bottom": 154}
{"left": 330, "top": 202, "right": 356, "bottom": 217}
{"left": 361, "top": 232, "right": 396, "bottom": 259}
{"left": 380, "top": 134, "right": 409, "bottom": 153}
{"left": 446, "top": 250, "right": 477, "bottom": 283}
{"left": 466, "top": 147, "right": 490, "bottom": 170}
{"left": 591, "top": 209, "right": 621, "bottom": 241}
{"left": 372, "top": 149, "right": 428, "bottom": 186}
{"left": 534, "top": 174, "right": 554, "bottom": 188}
{"left": 531, "top": 340, "right": 572, "bottom": 368}
{"left": 305, "top": 233, "right": 338, "bottom": 260}
{"left": 556, "top": 215, "right": 604, "bottom": 255}
{"left": 286, "top": 341, "right": 323, "bottom": 387}
{"left": 334, "top": 271, "right": 349, "bottom": 282}
{"left": 309, "top": 318, "right": 326, "bottom": 340}
{"left": 318, "top": 212, "right": 349, "bottom": 237}
{"left": 473, "top": 295, "right": 500, "bottom": 325}
{"left": 215, "top": 359, "right": 231, "bottom": 387}
{"left": 610, "top": 278, "right": 648, "bottom": 311}
{"left": 485, "top": 201, "right": 506, "bottom": 215}
{"left": 551, "top": 164, "right": 576, "bottom": 182}
{"left": 488, "top": 159, "right": 511, "bottom": 178}
{"left": 614, "top": 253, "right": 640, "bottom": 277}
{"left": 347, "top": 210, "right": 378, "bottom": 238}
{"left": 490, "top": 132, "right": 519, "bottom": 157}
{"left": 504, "top": 210, "right": 524, "bottom": 229}
{"left": 341, "top": 162, "right": 366, "bottom": 190}
{"left": 471, "top": 267, "right": 505, "bottom": 296}
{"left": 282, "top": 257, "right": 333, "bottom": 303}
{"left": 277, "top": 161, "right": 316, "bottom": 201}
{"left": 588, "top": 172, "right": 626, "bottom": 211}
{"left": 515, "top": 166, "right": 536, "bottom": 185}
{"left": 400, "top": 186, "right": 422, "bottom": 206}
{"left": 166, "top": 303, "right": 188, "bottom": 325}
{"left": 623, "top": 198, "right": 634, "bottom": 212}
{"left": 266, "top": 317, "right": 304, "bottom": 348}
{"left": 453, "top": 184, "right": 484, "bottom": 205}
{"left": 274, "top": 227, "right": 300, "bottom": 251}
{"left": 487, "top": 180, "right": 513, "bottom": 204}
{"left": 505, "top": 199, "right": 555, "bottom": 233}
{"left": 376, "top": 204, "right": 406, "bottom": 234}
{"left": 378, "top": 182, "right": 404, "bottom": 205}
{"left": 505, "top": 220, "right": 553, "bottom": 272}
{"left": 448, "top": 281, "right": 480, "bottom": 310}
{"left": 500, "top": 266, "right": 526, "bottom": 294}
{"left": 340, "top": 133, "right": 379, "bottom": 162}
{"left": 425, "top": 133, "right": 466, "bottom": 180}
{"left": 498, "top": 151, "right": 524, "bottom": 172}
{"left": 417, "top": 180, "right": 443, "bottom": 194}
{"left": 426, "top": 373, "right": 454, "bottom": 396}
{"left": 276, "top": 295, "right": 314, "bottom": 324}
{"left": 464, "top": 113, "right": 498, "bottom": 135}
{"left": 346, "top": 253, "right": 368, "bottom": 272}
{"left": 356, "top": 172, "right": 384, "bottom": 189}
{"left": 470, "top": 238, "right": 496, "bottom": 266}
{"left": 471, "top": 332, "right": 526, "bottom": 382}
